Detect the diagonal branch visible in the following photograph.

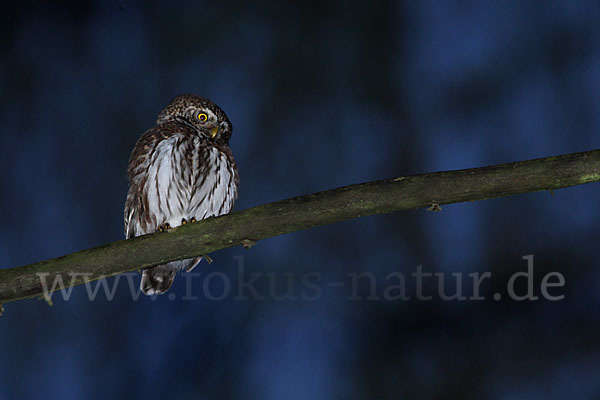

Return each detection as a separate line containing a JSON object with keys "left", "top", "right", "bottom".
{"left": 1, "top": 149, "right": 599, "bottom": 306}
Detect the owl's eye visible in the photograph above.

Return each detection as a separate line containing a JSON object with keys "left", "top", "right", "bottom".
{"left": 197, "top": 113, "right": 208, "bottom": 122}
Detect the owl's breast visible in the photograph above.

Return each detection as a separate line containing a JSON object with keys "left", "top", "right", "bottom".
{"left": 187, "top": 140, "right": 238, "bottom": 220}
{"left": 141, "top": 134, "right": 237, "bottom": 233}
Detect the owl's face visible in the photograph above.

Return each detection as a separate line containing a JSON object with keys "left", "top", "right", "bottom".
{"left": 156, "top": 94, "right": 232, "bottom": 143}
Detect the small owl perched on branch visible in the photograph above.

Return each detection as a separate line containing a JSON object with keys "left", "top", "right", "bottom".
{"left": 124, "top": 94, "right": 239, "bottom": 295}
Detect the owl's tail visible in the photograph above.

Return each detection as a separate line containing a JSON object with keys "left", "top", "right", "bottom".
{"left": 140, "top": 265, "right": 177, "bottom": 295}
{"left": 140, "top": 257, "right": 202, "bottom": 295}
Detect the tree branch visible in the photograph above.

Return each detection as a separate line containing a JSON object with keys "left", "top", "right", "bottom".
{"left": 1, "top": 149, "right": 599, "bottom": 305}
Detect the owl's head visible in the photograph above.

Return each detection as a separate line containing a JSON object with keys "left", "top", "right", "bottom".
{"left": 157, "top": 94, "right": 233, "bottom": 143}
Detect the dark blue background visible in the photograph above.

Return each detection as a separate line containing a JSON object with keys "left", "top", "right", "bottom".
{"left": 1, "top": 1, "right": 600, "bottom": 399}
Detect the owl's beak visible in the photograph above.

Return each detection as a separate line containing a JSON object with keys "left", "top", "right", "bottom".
{"left": 210, "top": 126, "right": 219, "bottom": 139}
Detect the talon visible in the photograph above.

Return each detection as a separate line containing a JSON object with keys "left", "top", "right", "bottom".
{"left": 190, "top": 217, "right": 197, "bottom": 223}
{"left": 182, "top": 218, "right": 188, "bottom": 225}
{"left": 158, "top": 222, "right": 171, "bottom": 232}
{"left": 203, "top": 254, "right": 213, "bottom": 264}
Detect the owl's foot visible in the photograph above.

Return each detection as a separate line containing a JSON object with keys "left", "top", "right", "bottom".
{"left": 181, "top": 218, "right": 188, "bottom": 225}
{"left": 158, "top": 222, "right": 171, "bottom": 232}
{"left": 190, "top": 217, "right": 197, "bottom": 223}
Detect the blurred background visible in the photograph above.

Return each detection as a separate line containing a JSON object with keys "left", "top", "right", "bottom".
{"left": 1, "top": 1, "right": 600, "bottom": 399}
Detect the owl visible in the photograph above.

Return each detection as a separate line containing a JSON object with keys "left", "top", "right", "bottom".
{"left": 124, "top": 94, "right": 239, "bottom": 295}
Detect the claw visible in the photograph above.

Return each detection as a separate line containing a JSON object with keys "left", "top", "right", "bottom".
{"left": 190, "top": 217, "right": 197, "bottom": 223}
{"left": 182, "top": 218, "right": 188, "bottom": 225}
{"left": 158, "top": 222, "right": 171, "bottom": 232}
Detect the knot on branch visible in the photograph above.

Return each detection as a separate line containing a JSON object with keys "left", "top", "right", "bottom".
{"left": 427, "top": 202, "right": 442, "bottom": 212}
{"left": 241, "top": 239, "right": 257, "bottom": 249}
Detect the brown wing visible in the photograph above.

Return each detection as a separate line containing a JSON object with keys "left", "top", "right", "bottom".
{"left": 123, "top": 124, "right": 172, "bottom": 239}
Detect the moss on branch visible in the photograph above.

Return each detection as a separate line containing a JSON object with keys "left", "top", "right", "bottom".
{"left": 1, "top": 149, "right": 599, "bottom": 306}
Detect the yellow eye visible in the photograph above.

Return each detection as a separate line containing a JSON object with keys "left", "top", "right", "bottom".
{"left": 197, "top": 113, "right": 208, "bottom": 122}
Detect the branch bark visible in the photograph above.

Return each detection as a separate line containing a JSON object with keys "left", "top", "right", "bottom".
{"left": 1, "top": 149, "right": 599, "bottom": 305}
